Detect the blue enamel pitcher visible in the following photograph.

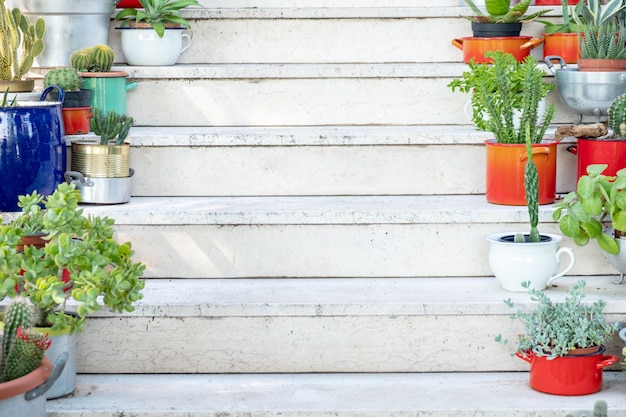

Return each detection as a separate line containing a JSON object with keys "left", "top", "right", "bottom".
{"left": 0, "top": 86, "right": 66, "bottom": 211}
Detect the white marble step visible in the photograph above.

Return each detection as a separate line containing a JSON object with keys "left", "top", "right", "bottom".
{"left": 56, "top": 195, "right": 613, "bottom": 279}
{"left": 47, "top": 372, "right": 626, "bottom": 417}
{"left": 73, "top": 277, "right": 626, "bottom": 374}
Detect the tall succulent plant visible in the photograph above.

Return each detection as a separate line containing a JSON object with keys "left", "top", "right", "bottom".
{"left": 0, "top": 297, "right": 50, "bottom": 382}
{"left": 90, "top": 107, "right": 134, "bottom": 145}
{"left": 0, "top": 0, "right": 45, "bottom": 81}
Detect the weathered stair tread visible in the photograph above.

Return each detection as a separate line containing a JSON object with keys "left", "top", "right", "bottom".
{"left": 90, "top": 276, "right": 626, "bottom": 318}
{"left": 48, "top": 372, "right": 626, "bottom": 417}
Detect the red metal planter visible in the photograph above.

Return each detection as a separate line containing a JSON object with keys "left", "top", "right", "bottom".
{"left": 516, "top": 346, "right": 617, "bottom": 396}
{"left": 485, "top": 140, "right": 557, "bottom": 205}
{"left": 568, "top": 138, "right": 626, "bottom": 180}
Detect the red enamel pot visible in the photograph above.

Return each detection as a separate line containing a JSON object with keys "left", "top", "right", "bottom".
{"left": 567, "top": 138, "right": 626, "bottom": 180}
{"left": 516, "top": 346, "right": 617, "bottom": 396}
{"left": 452, "top": 37, "right": 543, "bottom": 63}
{"left": 485, "top": 139, "right": 557, "bottom": 205}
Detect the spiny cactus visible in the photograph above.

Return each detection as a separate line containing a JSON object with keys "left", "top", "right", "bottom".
{"left": 90, "top": 107, "right": 134, "bottom": 145}
{"left": 44, "top": 67, "right": 83, "bottom": 91}
{"left": 0, "top": 0, "right": 45, "bottom": 81}
{"left": 524, "top": 123, "right": 540, "bottom": 243}
{"left": 0, "top": 297, "right": 50, "bottom": 382}
{"left": 70, "top": 44, "right": 114, "bottom": 73}
{"left": 608, "top": 93, "right": 626, "bottom": 138}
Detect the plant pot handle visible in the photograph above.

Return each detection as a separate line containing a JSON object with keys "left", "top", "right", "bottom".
{"left": 596, "top": 355, "right": 618, "bottom": 369}
{"left": 65, "top": 170, "right": 93, "bottom": 187}
{"left": 519, "top": 147, "right": 550, "bottom": 162}
{"left": 515, "top": 351, "right": 532, "bottom": 364}
{"left": 520, "top": 38, "right": 544, "bottom": 51}
{"left": 25, "top": 352, "right": 69, "bottom": 401}
{"left": 546, "top": 247, "right": 576, "bottom": 285}
{"left": 544, "top": 55, "right": 567, "bottom": 75}
{"left": 40, "top": 84, "right": 65, "bottom": 104}
{"left": 567, "top": 145, "right": 577, "bottom": 155}
{"left": 451, "top": 38, "right": 464, "bottom": 50}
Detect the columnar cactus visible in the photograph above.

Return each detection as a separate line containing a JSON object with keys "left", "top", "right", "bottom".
{"left": 608, "top": 93, "right": 626, "bottom": 138}
{"left": 0, "top": 0, "right": 45, "bottom": 81}
{"left": 0, "top": 297, "right": 50, "bottom": 382}
{"left": 522, "top": 123, "right": 540, "bottom": 242}
{"left": 70, "top": 44, "right": 114, "bottom": 72}
{"left": 90, "top": 107, "right": 134, "bottom": 145}
{"left": 44, "top": 67, "right": 83, "bottom": 91}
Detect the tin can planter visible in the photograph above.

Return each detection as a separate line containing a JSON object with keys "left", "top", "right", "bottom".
{"left": 485, "top": 139, "right": 557, "bottom": 205}
{"left": 515, "top": 346, "right": 617, "bottom": 395}
{"left": 0, "top": 86, "right": 66, "bottom": 211}
{"left": 452, "top": 36, "right": 543, "bottom": 63}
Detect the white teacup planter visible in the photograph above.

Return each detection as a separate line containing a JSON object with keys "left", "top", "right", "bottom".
{"left": 118, "top": 27, "right": 192, "bottom": 66}
{"left": 487, "top": 232, "right": 576, "bottom": 292}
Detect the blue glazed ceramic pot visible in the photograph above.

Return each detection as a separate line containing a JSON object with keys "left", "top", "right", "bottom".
{"left": 0, "top": 86, "right": 66, "bottom": 211}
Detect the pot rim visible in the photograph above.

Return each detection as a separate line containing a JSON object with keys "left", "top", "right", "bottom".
{"left": 487, "top": 232, "right": 562, "bottom": 244}
{"left": 484, "top": 139, "right": 557, "bottom": 146}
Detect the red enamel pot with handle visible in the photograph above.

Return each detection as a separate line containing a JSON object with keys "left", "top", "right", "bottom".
{"left": 452, "top": 36, "right": 544, "bottom": 63}
{"left": 567, "top": 138, "right": 626, "bottom": 180}
{"left": 515, "top": 346, "right": 617, "bottom": 396}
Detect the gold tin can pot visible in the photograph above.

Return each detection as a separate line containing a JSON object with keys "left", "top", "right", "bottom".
{"left": 70, "top": 141, "right": 130, "bottom": 178}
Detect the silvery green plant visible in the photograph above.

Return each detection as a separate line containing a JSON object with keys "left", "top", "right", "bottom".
{"left": 564, "top": 400, "right": 608, "bottom": 417}
{"left": 496, "top": 280, "right": 617, "bottom": 359}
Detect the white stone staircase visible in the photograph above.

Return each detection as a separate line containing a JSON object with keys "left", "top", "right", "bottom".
{"left": 44, "top": 2, "right": 626, "bottom": 416}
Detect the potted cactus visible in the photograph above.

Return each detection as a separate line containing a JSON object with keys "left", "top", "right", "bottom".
{"left": 69, "top": 44, "right": 138, "bottom": 116}
{"left": 44, "top": 68, "right": 92, "bottom": 135}
{"left": 65, "top": 108, "right": 136, "bottom": 204}
{"left": 0, "top": 298, "right": 67, "bottom": 416}
{"left": 0, "top": 182, "right": 146, "bottom": 397}
{"left": 0, "top": 0, "right": 44, "bottom": 95}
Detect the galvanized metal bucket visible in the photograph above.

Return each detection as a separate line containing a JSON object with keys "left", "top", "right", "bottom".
{"left": 70, "top": 141, "right": 130, "bottom": 178}
{"left": 65, "top": 170, "right": 133, "bottom": 204}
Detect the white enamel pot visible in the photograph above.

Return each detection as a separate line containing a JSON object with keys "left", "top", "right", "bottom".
{"left": 118, "top": 27, "right": 192, "bottom": 66}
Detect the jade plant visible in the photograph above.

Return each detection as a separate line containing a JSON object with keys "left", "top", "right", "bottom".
{"left": 0, "top": 0, "right": 45, "bottom": 81}
{"left": 0, "top": 297, "right": 50, "bottom": 382}
{"left": 496, "top": 280, "right": 617, "bottom": 359}
{"left": 448, "top": 51, "right": 555, "bottom": 144}
{"left": 90, "top": 107, "right": 134, "bottom": 145}
{"left": 462, "top": 0, "right": 550, "bottom": 23}
{"left": 553, "top": 164, "right": 626, "bottom": 255}
{"left": 0, "top": 182, "right": 146, "bottom": 334}
{"left": 69, "top": 44, "right": 115, "bottom": 73}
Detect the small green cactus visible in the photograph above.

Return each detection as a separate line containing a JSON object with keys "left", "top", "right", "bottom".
{"left": 0, "top": 0, "right": 45, "bottom": 81}
{"left": 90, "top": 107, "right": 134, "bottom": 145}
{"left": 0, "top": 297, "right": 50, "bottom": 382}
{"left": 70, "top": 44, "right": 114, "bottom": 73}
{"left": 608, "top": 93, "right": 626, "bottom": 138}
{"left": 44, "top": 67, "right": 83, "bottom": 91}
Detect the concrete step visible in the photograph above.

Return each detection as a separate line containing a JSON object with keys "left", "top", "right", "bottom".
{"left": 96, "top": 63, "right": 584, "bottom": 127}
{"left": 47, "top": 371, "right": 626, "bottom": 417}
{"left": 65, "top": 195, "right": 614, "bottom": 279}
{"left": 73, "top": 276, "right": 626, "bottom": 374}
{"left": 70, "top": 126, "right": 578, "bottom": 198}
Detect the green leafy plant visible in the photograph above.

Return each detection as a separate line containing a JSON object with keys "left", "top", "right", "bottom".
{"left": 0, "top": 297, "right": 50, "bottom": 382}
{"left": 90, "top": 108, "right": 134, "bottom": 145}
{"left": 114, "top": 0, "right": 200, "bottom": 38}
{"left": 553, "top": 164, "right": 626, "bottom": 255}
{"left": 496, "top": 280, "right": 617, "bottom": 359}
{"left": 43, "top": 67, "right": 83, "bottom": 92}
{"left": 579, "top": 20, "right": 626, "bottom": 59}
{"left": 538, "top": 0, "right": 585, "bottom": 35}
{"left": 69, "top": 44, "right": 115, "bottom": 73}
{"left": 0, "top": 182, "right": 146, "bottom": 334}
{"left": 0, "top": 0, "right": 45, "bottom": 81}
{"left": 447, "top": 51, "right": 555, "bottom": 144}
{"left": 462, "top": 0, "right": 551, "bottom": 23}
{"left": 572, "top": 0, "right": 626, "bottom": 27}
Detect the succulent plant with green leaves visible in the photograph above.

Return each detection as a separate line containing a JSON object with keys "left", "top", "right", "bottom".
{"left": 90, "top": 108, "right": 134, "bottom": 145}
{"left": 0, "top": 182, "right": 146, "bottom": 334}
{"left": 573, "top": 0, "right": 626, "bottom": 28}
{"left": 115, "top": 0, "right": 200, "bottom": 38}
{"left": 496, "top": 280, "right": 617, "bottom": 359}
{"left": 579, "top": 20, "right": 626, "bottom": 59}
{"left": 0, "top": 0, "right": 45, "bottom": 81}
{"left": 553, "top": 164, "right": 626, "bottom": 255}
{"left": 0, "top": 297, "right": 50, "bottom": 382}
{"left": 463, "top": 0, "right": 551, "bottom": 23}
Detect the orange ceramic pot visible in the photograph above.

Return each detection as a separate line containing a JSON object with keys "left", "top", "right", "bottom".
{"left": 452, "top": 36, "right": 543, "bottom": 63}
{"left": 543, "top": 33, "right": 580, "bottom": 64}
{"left": 485, "top": 139, "right": 557, "bottom": 206}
